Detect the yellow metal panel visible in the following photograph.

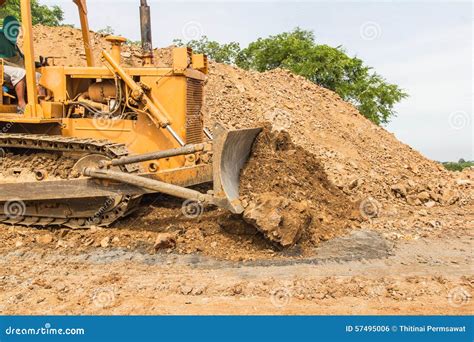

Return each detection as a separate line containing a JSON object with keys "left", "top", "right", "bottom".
{"left": 172, "top": 47, "right": 191, "bottom": 72}
{"left": 20, "top": 0, "right": 38, "bottom": 117}
{"left": 40, "top": 101, "right": 64, "bottom": 119}
{"left": 191, "top": 54, "right": 208, "bottom": 74}
{"left": 0, "top": 59, "right": 4, "bottom": 86}
{"left": 140, "top": 74, "right": 187, "bottom": 146}
{"left": 61, "top": 117, "right": 186, "bottom": 173}
{"left": 39, "top": 67, "right": 67, "bottom": 101}
{"left": 63, "top": 66, "right": 175, "bottom": 78}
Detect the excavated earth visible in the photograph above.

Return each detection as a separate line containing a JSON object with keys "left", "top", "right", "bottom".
{"left": 0, "top": 25, "right": 471, "bottom": 314}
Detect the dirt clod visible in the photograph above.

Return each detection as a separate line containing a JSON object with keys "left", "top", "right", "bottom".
{"left": 154, "top": 233, "right": 177, "bottom": 250}
{"left": 243, "top": 192, "right": 311, "bottom": 247}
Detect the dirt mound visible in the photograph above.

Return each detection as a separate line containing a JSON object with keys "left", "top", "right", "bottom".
{"left": 240, "top": 128, "right": 359, "bottom": 246}
{"left": 26, "top": 25, "right": 173, "bottom": 68}
{"left": 203, "top": 63, "right": 472, "bottom": 208}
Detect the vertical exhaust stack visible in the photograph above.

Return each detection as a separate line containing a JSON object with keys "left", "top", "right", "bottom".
{"left": 140, "top": 0, "right": 154, "bottom": 65}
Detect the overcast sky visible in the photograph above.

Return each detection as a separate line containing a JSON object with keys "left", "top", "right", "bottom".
{"left": 44, "top": 0, "right": 473, "bottom": 162}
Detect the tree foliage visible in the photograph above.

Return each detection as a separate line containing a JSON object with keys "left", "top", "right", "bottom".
{"left": 97, "top": 25, "right": 114, "bottom": 35}
{"left": 0, "top": 0, "right": 63, "bottom": 26}
{"left": 174, "top": 36, "right": 240, "bottom": 64}
{"left": 178, "top": 28, "right": 408, "bottom": 125}
{"left": 442, "top": 160, "right": 474, "bottom": 172}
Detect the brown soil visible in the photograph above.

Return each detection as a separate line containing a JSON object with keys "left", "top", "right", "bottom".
{"left": 0, "top": 24, "right": 471, "bottom": 315}
{"left": 239, "top": 127, "right": 360, "bottom": 246}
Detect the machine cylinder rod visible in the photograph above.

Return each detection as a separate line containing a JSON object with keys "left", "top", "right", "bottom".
{"left": 104, "top": 143, "right": 207, "bottom": 167}
{"left": 83, "top": 168, "right": 213, "bottom": 204}
{"left": 139, "top": 0, "right": 153, "bottom": 64}
{"left": 73, "top": 0, "right": 95, "bottom": 67}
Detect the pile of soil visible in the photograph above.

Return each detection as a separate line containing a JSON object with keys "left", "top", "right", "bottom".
{"left": 27, "top": 25, "right": 172, "bottom": 68}
{"left": 203, "top": 63, "right": 472, "bottom": 208}
{"left": 239, "top": 127, "right": 360, "bottom": 246}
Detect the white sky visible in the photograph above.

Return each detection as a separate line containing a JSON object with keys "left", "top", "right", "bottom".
{"left": 44, "top": 0, "right": 473, "bottom": 162}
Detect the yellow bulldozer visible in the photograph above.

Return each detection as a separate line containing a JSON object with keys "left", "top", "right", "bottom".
{"left": 0, "top": 0, "right": 261, "bottom": 228}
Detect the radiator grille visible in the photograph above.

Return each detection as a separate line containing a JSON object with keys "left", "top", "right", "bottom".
{"left": 186, "top": 78, "right": 204, "bottom": 144}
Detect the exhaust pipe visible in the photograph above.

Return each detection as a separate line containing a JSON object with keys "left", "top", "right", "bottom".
{"left": 139, "top": 0, "right": 153, "bottom": 64}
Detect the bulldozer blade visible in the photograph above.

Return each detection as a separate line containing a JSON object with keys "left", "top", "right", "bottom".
{"left": 212, "top": 124, "right": 262, "bottom": 214}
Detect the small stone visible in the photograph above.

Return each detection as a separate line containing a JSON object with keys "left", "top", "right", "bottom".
{"left": 112, "top": 236, "right": 120, "bottom": 243}
{"left": 418, "top": 209, "right": 428, "bottom": 216}
{"left": 348, "top": 178, "right": 361, "bottom": 190}
{"left": 83, "top": 238, "right": 94, "bottom": 247}
{"left": 456, "top": 179, "right": 471, "bottom": 186}
{"left": 36, "top": 234, "right": 53, "bottom": 245}
{"left": 391, "top": 184, "right": 407, "bottom": 198}
{"left": 56, "top": 240, "right": 69, "bottom": 248}
{"left": 416, "top": 191, "right": 430, "bottom": 202}
{"left": 424, "top": 201, "right": 436, "bottom": 208}
{"left": 210, "top": 241, "right": 217, "bottom": 248}
{"left": 180, "top": 285, "right": 193, "bottom": 295}
{"left": 15, "top": 240, "right": 24, "bottom": 248}
{"left": 154, "top": 233, "right": 176, "bottom": 250}
{"left": 100, "top": 236, "right": 111, "bottom": 248}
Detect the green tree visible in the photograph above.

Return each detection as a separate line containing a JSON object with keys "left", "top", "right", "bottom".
{"left": 174, "top": 36, "right": 241, "bottom": 64}
{"left": 0, "top": 0, "right": 63, "bottom": 26}
{"left": 178, "top": 28, "right": 407, "bottom": 125}
{"left": 97, "top": 25, "right": 114, "bottom": 35}
{"left": 237, "top": 28, "right": 407, "bottom": 125}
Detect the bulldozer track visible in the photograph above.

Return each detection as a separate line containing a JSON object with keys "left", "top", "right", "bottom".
{"left": 0, "top": 133, "right": 142, "bottom": 229}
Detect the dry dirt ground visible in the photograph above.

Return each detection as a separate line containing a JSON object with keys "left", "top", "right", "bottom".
{"left": 0, "top": 25, "right": 472, "bottom": 315}
{"left": 0, "top": 202, "right": 472, "bottom": 315}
